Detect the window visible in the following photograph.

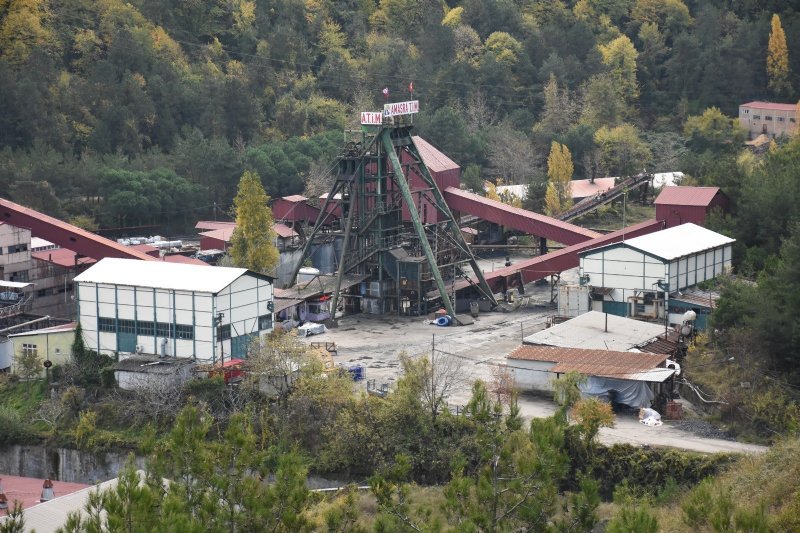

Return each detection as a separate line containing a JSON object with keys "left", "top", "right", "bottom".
{"left": 778, "top": 117, "right": 785, "bottom": 122}
{"left": 10, "top": 271, "right": 28, "bottom": 282}
{"left": 7, "top": 244, "right": 27, "bottom": 254}
{"left": 118, "top": 319, "right": 136, "bottom": 334}
{"left": 36, "top": 289, "right": 47, "bottom": 298}
{"left": 258, "top": 314, "right": 273, "bottom": 331}
{"left": 175, "top": 324, "right": 194, "bottom": 340}
{"left": 791, "top": 118, "right": 797, "bottom": 123}
{"left": 765, "top": 116, "right": 773, "bottom": 121}
{"left": 155, "top": 322, "right": 172, "bottom": 337}
{"left": 217, "top": 324, "right": 231, "bottom": 341}
{"left": 753, "top": 115, "right": 761, "bottom": 120}
{"left": 22, "top": 343, "right": 37, "bottom": 357}
{"left": 98, "top": 317, "right": 116, "bottom": 332}
{"left": 139, "top": 321, "right": 154, "bottom": 336}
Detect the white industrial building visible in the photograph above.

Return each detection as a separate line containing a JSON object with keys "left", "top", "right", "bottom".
{"left": 578, "top": 223, "right": 734, "bottom": 320}
{"left": 75, "top": 258, "right": 274, "bottom": 363}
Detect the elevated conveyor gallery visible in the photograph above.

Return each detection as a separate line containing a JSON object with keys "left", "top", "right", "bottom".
{"left": 443, "top": 187, "right": 602, "bottom": 246}
{"left": 445, "top": 219, "right": 664, "bottom": 296}
{"left": 0, "top": 198, "right": 156, "bottom": 261}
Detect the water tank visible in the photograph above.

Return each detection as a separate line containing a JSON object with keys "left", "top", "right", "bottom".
{"left": 297, "top": 267, "right": 321, "bottom": 283}
{"left": 0, "top": 337, "right": 13, "bottom": 370}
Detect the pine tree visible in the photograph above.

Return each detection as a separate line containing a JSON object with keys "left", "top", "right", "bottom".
{"left": 229, "top": 171, "right": 279, "bottom": 273}
{"left": 545, "top": 142, "right": 574, "bottom": 216}
{"left": 767, "top": 14, "right": 792, "bottom": 97}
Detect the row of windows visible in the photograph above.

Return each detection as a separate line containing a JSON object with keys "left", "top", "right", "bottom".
{"left": 217, "top": 314, "right": 273, "bottom": 341}
{"left": 752, "top": 115, "right": 796, "bottom": 123}
{"left": 98, "top": 317, "right": 195, "bottom": 340}
{"left": 36, "top": 285, "right": 73, "bottom": 298}
{"left": 2, "top": 244, "right": 28, "bottom": 255}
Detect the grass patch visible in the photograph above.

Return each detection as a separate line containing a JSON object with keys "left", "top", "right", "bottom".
{"left": 573, "top": 203, "right": 655, "bottom": 231}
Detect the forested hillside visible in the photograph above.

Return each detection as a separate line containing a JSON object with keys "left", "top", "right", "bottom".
{"left": 1, "top": 0, "right": 798, "bottom": 229}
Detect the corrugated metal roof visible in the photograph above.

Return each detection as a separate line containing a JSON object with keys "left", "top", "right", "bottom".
{"left": 523, "top": 311, "right": 667, "bottom": 350}
{"left": 0, "top": 280, "right": 34, "bottom": 289}
{"left": 281, "top": 194, "right": 308, "bottom": 203}
{"left": 274, "top": 223, "right": 298, "bottom": 239}
{"left": 163, "top": 254, "right": 209, "bottom": 266}
{"left": 74, "top": 258, "right": 265, "bottom": 293}
{"left": 195, "top": 220, "right": 236, "bottom": 230}
{"left": 507, "top": 345, "right": 671, "bottom": 381}
{"left": 610, "top": 223, "right": 734, "bottom": 262}
{"left": 412, "top": 136, "right": 459, "bottom": 173}
{"left": 114, "top": 356, "right": 195, "bottom": 374}
{"left": 31, "top": 248, "right": 97, "bottom": 269}
{"left": 670, "top": 288, "right": 719, "bottom": 308}
{"left": 8, "top": 322, "right": 77, "bottom": 337}
{"left": 570, "top": 178, "right": 616, "bottom": 199}
{"left": 654, "top": 186, "right": 723, "bottom": 206}
{"left": 741, "top": 101, "right": 797, "bottom": 111}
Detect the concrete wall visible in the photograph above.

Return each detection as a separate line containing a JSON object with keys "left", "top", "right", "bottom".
{"left": 115, "top": 365, "right": 192, "bottom": 391}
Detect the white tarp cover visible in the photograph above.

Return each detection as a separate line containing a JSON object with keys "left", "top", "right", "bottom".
{"left": 579, "top": 376, "right": 654, "bottom": 408}
{"left": 297, "top": 322, "right": 327, "bottom": 337}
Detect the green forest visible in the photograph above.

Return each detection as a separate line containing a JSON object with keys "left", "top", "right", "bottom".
{"left": 1, "top": 0, "right": 799, "bottom": 228}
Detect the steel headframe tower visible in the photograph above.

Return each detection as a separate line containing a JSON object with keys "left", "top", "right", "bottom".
{"left": 289, "top": 115, "right": 497, "bottom": 324}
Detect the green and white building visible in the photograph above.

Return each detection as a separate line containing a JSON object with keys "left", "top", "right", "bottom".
{"left": 578, "top": 223, "right": 734, "bottom": 322}
{"left": 75, "top": 258, "right": 274, "bottom": 363}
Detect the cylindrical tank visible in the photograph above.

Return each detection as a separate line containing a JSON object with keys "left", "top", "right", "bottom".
{"left": 297, "top": 267, "right": 321, "bottom": 283}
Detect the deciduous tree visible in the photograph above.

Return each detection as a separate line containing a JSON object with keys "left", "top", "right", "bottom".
{"left": 767, "top": 14, "right": 791, "bottom": 97}
{"left": 230, "top": 170, "right": 279, "bottom": 273}
{"left": 545, "top": 141, "right": 574, "bottom": 216}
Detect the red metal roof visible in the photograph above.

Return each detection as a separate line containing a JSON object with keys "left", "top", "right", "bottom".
{"left": 281, "top": 195, "right": 308, "bottom": 203}
{"left": 163, "top": 255, "right": 208, "bottom": 265}
{"left": 443, "top": 187, "right": 601, "bottom": 245}
{"left": 273, "top": 223, "right": 298, "bottom": 239}
{"left": 195, "top": 220, "right": 235, "bottom": 231}
{"left": 31, "top": 248, "right": 97, "bottom": 269}
{"left": 741, "top": 101, "right": 797, "bottom": 112}
{"left": 654, "top": 186, "right": 722, "bottom": 207}
{"left": 570, "top": 178, "right": 616, "bottom": 199}
{"left": 0, "top": 198, "right": 155, "bottom": 261}
{"left": 507, "top": 345, "right": 668, "bottom": 379}
{"left": 200, "top": 227, "right": 235, "bottom": 242}
{"left": 200, "top": 223, "right": 296, "bottom": 241}
{"left": 0, "top": 475, "right": 90, "bottom": 510}
{"left": 412, "top": 136, "right": 459, "bottom": 173}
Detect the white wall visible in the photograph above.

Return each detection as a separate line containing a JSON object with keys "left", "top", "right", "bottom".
{"left": 78, "top": 273, "right": 274, "bottom": 363}
{"left": 508, "top": 360, "right": 556, "bottom": 392}
{"left": 580, "top": 247, "right": 667, "bottom": 292}
{"left": 667, "top": 244, "right": 732, "bottom": 292}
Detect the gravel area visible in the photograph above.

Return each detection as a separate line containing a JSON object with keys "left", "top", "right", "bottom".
{"left": 669, "top": 419, "right": 735, "bottom": 441}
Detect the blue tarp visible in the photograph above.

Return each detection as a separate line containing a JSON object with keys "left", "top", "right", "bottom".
{"left": 579, "top": 376, "right": 654, "bottom": 408}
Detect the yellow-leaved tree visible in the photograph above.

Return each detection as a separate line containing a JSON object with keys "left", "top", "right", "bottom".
{"left": 229, "top": 171, "right": 279, "bottom": 273}
{"left": 767, "top": 14, "right": 791, "bottom": 97}
{"left": 545, "top": 142, "right": 574, "bottom": 216}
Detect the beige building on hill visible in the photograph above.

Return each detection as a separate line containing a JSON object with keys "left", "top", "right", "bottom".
{"left": 739, "top": 101, "right": 797, "bottom": 139}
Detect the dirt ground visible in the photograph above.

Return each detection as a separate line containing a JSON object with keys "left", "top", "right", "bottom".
{"left": 298, "top": 261, "right": 768, "bottom": 456}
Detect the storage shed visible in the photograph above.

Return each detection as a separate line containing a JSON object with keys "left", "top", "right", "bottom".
{"left": 113, "top": 356, "right": 195, "bottom": 391}
{"left": 579, "top": 224, "right": 734, "bottom": 319}
{"left": 506, "top": 345, "right": 674, "bottom": 408}
{"left": 654, "top": 186, "right": 729, "bottom": 228}
{"left": 75, "top": 258, "right": 274, "bottom": 363}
